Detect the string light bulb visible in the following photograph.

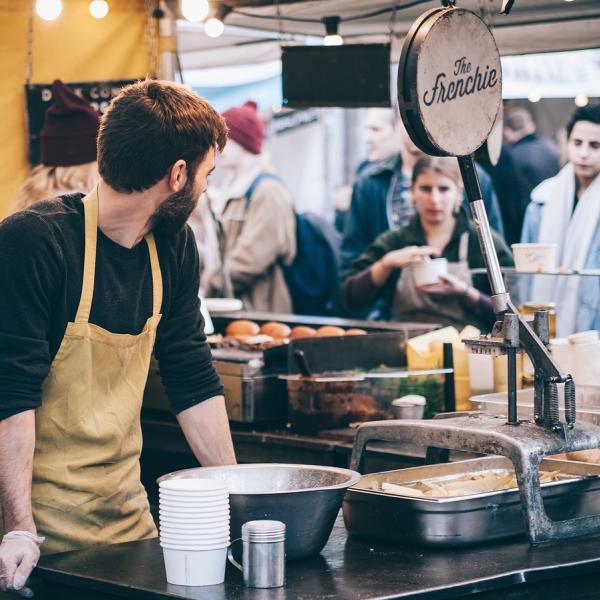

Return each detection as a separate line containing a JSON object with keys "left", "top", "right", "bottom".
{"left": 203, "top": 4, "right": 231, "bottom": 38}
{"left": 35, "top": 0, "right": 63, "bottom": 21}
{"left": 204, "top": 17, "right": 225, "bottom": 37}
{"left": 89, "top": 0, "right": 109, "bottom": 19}
{"left": 180, "top": 0, "right": 209, "bottom": 23}
{"left": 575, "top": 94, "right": 589, "bottom": 107}
{"left": 323, "top": 16, "right": 343, "bottom": 46}
{"left": 527, "top": 92, "right": 541, "bottom": 103}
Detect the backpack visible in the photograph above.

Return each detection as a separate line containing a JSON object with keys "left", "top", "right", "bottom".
{"left": 245, "top": 174, "right": 341, "bottom": 316}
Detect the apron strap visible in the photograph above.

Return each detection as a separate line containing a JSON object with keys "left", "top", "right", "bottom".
{"left": 144, "top": 233, "right": 163, "bottom": 316}
{"left": 75, "top": 190, "right": 99, "bottom": 323}
{"left": 458, "top": 232, "right": 469, "bottom": 264}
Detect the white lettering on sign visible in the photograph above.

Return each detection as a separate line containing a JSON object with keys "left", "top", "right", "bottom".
{"left": 422, "top": 56, "right": 498, "bottom": 107}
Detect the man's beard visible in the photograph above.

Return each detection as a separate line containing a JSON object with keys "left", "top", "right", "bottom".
{"left": 150, "top": 176, "right": 199, "bottom": 236}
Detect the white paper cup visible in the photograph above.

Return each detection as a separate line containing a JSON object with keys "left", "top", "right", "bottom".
{"left": 160, "top": 525, "right": 230, "bottom": 536}
{"left": 159, "top": 492, "right": 228, "bottom": 502}
{"left": 411, "top": 258, "right": 448, "bottom": 286}
{"left": 160, "top": 535, "right": 230, "bottom": 546}
{"left": 511, "top": 243, "right": 557, "bottom": 272}
{"left": 160, "top": 514, "right": 229, "bottom": 525}
{"left": 162, "top": 546, "right": 227, "bottom": 586}
{"left": 159, "top": 487, "right": 228, "bottom": 496}
{"left": 159, "top": 478, "right": 228, "bottom": 493}
{"left": 160, "top": 521, "right": 229, "bottom": 531}
{"left": 160, "top": 538, "right": 230, "bottom": 549}
{"left": 159, "top": 499, "right": 229, "bottom": 508}
{"left": 159, "top": 506, "right": 229, "bottom": 516}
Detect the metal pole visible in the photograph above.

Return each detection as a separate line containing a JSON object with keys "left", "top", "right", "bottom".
{"left": 457, "top": 155, "right": 508, "bottom": 313}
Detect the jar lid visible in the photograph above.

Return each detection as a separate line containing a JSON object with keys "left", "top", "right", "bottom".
{"left": 242, "top": 520, "right": 286, "bottom": 543}
{"left": 520, "top": 302, "right": 556, "bottom": 311}
{"left": 568, "top": 330, "right": 599, "bottom": 345}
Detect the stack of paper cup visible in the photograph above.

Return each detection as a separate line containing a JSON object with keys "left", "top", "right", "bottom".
{"left": 159, "top": 478, "right": 230, "bottom": 586}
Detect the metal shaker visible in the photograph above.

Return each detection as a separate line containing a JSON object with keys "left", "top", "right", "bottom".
{"left": 228, "top": 520, "right": 286, "bottom": 588}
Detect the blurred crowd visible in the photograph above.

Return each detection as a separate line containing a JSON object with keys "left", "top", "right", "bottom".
{"left": 8, "top": 81, "right": 600, "bottom": 335}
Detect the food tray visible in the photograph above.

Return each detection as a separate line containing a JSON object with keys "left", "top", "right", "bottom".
{"left": 343, "top": 456, "right": 600, "bottom": 547}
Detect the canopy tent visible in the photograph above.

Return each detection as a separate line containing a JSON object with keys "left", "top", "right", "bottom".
{"left": 176, "top": 0, "right": 600, "bottom": 70}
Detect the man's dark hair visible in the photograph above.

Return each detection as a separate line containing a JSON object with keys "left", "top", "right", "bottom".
{"left": 97, "top": 80, "right": 228, "bottom": 192}
{"left": 504, "top": 107, "right": 535, "bottom": 133}
{"left": 566, "top": 102, "right": 600, "bottom": 138}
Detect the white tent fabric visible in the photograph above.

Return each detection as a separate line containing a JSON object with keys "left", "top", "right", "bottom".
{"left": 176, "top": 0, "right": 600, "bottom": 69}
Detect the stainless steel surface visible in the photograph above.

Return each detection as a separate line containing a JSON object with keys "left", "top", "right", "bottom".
{"left": 213, "top": 356, "right": 287, "bottom": 423}
{"left": 157, "top": 464, "right": 360, "bottom": 560}
{"left": 391, "top": 404, "right": 425, "bottom": 420}
{"left": 350, "top": 415, "right": 600, "bottom": 544}
{"left": 343, "top": 456, "right": 600, "bottom": 547}
{"left": 470, "top": 199, "right": 507, "bottom": 299}
{"left": 241, "top": 521, "right": 285, "bottom": 588}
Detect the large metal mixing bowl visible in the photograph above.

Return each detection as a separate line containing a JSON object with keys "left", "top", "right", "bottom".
{"left": 157, "top": 463, "right": 360, "bottom": 560}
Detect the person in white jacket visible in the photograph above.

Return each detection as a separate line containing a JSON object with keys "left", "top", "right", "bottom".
{"left": 521, "top": 102, "right": 600, "bottom": 336}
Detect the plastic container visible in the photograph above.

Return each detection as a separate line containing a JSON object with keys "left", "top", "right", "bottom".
{"left": 511, "top": 243, "right": 557, "bottom": 272}
{"left": 391, "top": 395, "right": 426, "bottom": 419}
{"left": 568, "top": 331, "right": 600, "bottom": 386}
{"left": 411, "top": 258, "right": 448, "bottom": 286}
{"left": 470, "top": 385, "right": 600, "bottom": 426}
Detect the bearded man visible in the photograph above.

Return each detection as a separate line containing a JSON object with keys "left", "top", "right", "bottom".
{"left": 0, "top": 80, "right": 236, "bottom": 595}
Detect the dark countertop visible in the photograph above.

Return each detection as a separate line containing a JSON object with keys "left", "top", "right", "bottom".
{"left": 35, "top": 516, "right": 600, "bottom": 600}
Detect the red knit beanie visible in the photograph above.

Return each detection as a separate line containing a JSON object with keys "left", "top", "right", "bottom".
{"left": 40, "top": 79, "right": 100, "bottom": 166}
{"left": 222, "top": 100, "right": 265, "bottom": 155}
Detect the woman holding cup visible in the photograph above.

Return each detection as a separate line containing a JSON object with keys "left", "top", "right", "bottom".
{"left": 342, "top": 156, "right": 513, "bottom": 330}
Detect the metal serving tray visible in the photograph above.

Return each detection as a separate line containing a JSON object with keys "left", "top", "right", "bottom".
{"left": 343, "top": 456, "right": 600, "bottom": 547}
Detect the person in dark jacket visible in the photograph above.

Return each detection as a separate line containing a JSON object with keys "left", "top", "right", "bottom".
{"left": 342, "top": 157, "right": 513, "bottom": 331}
{"left": 504, "top": 106, "right": 560, "bottom": 198}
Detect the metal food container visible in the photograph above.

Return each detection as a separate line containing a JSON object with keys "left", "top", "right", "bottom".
{"left": 343, "top": 456, "right": 600, "bottom": 547}
{"left": 471, "top": 385, "right": 600, "bottom": 426}
{"left": 213, "top": 351, "right": 287, "bottom": 424}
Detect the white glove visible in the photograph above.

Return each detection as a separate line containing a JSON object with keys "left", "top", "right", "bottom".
{"left": 0, "top": 530, "right": 45, "bottom": 597}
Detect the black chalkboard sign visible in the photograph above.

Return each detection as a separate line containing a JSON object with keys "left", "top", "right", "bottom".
{"left": 25, "top": 79, "right": 136, "bottom": 167}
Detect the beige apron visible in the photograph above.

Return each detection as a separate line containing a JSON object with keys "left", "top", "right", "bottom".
{"left": 393, "top": 232, "right": 473, "bottom": 329}
{"left": 31, "top": 188, "right": 160, "bottom": 554}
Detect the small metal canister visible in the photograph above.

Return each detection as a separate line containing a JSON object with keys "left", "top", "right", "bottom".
{"left": 230, "top": 520, "right": 286, "bottom": 588}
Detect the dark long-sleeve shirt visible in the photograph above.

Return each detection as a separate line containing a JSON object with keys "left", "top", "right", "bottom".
{"left": 0, "top": 194, "right": 223, "bottom": 420}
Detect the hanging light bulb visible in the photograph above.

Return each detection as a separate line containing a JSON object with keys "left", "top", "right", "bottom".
{"left": 89, "top": 0, "right": 109, "bottom": 19}
{"left": 527, "top": 92, "right": 541, "bottom": 103}
{"left": 203, "top": 4, "right": 231, "bottom": 38}
{"left": 575, "top": 94, "right": 589, "bottom": 107}
{"left": 204, "top": 17, "right": 224, "bottom": 37}
{"left": 35, "top": 0, "right": 63, "bottom": 21}
{"left": 323, "top": 16, "right": 343, "bottom": 46}
{"left": 181, "top": 0, "right": 209, "bottom": 23}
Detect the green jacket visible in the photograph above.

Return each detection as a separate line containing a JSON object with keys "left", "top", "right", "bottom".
{"left": 342, "top": 208, "right": 514, "bottom": 318}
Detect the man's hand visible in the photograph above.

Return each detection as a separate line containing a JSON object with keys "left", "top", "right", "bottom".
{"left": 0, "top": 531, "right": 44, "bottom": 597}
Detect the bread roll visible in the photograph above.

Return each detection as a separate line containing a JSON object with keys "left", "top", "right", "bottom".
{"left": 226, "top": 320, "right": 260, "bottom": 339}
{"left": 289, "top": 326, "right": 317, "bottom": 339}
{"left": 315, "top": 326, "right": 346, "bottom": 338}
{"left": 346, "top": 328, "right": 367, "bottom": 335}
{"left": 259, "top": 321, "right": 291, "bottom": 339}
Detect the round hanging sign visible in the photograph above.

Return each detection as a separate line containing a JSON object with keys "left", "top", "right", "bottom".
{"left": 398, "top": 7, "right": 502, "bottom": 157}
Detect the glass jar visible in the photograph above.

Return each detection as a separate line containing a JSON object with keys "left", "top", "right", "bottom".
{"left": 519, "top": 303, "right": 557, "bottom": 385}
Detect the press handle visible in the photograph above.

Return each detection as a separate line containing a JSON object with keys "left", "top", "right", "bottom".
{"left": 227, "top": 538, "right": 243, "bottom": 572}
